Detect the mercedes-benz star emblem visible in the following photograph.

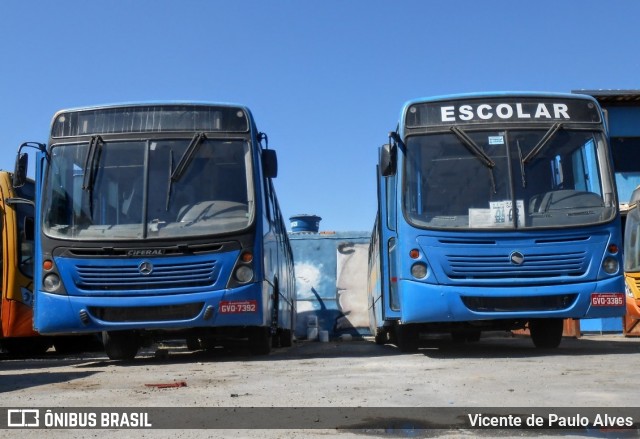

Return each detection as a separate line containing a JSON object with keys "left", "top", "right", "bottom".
{"left": 138, "top": 261, "right": 154, "bottom": 275}
{"left": 509, "top": 251, "right": 525, "bottom": 265}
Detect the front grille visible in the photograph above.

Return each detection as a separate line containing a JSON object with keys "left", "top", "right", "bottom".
{"left": 461, "top": 294, "right": 578, "bottom": 312}
{"left": 75, "top": 260, "right": 217, "bottom": 291}
{"left": 446, "top": 251, "right": 587, "bottom": 279}
{"left": 88, "top": 303, "right": 204, "bottom": 322}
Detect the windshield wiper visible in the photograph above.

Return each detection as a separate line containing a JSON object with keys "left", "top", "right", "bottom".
{"left": 450, "top": 126, "right": 497, "bottom": 193}
{"left": 82, "top": 135, "right": 103, "bottom": 191}
{"left": 450, "top": 126, "right": 496, "bottom": 168}
{"left": 171, "top": 132, "right": 207, "bottom": 182}
{"left": 517, "top": 140, "right": 526, "bottom": 188}
{"left": 166, "top": 148, "right": 174, "bottom": 211}
{"left": 522, "top": 122, "right": 563, "bottom": 165}
{"left": 81, "top": 135, "right": 103, "bottom": 216}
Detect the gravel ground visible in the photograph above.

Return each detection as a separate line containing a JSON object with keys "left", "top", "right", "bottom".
{"left": 1, "top": 332, "right": 639, "bottom": 438}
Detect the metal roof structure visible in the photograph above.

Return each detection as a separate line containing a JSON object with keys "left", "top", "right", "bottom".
{"left": 573, "top": 90, "right": 640, "bottom": 104}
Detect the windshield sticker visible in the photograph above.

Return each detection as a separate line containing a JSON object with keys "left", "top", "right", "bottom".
{"left": 488, "top": 136, "right": 504, "bottom": 145}
{"left": 469, "top": 200, "right": 525, "bottom": 227}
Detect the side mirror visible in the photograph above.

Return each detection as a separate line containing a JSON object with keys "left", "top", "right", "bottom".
{"left": 13, "top": 153, "right": 28, "bottom": 188}
{"left": 379, "top": 144, "right": 396, "bottom": 177}
{"left": 262, "top": 149, "right": 278, "bottom": 179}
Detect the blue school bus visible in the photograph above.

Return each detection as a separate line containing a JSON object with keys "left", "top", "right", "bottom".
{"left": 368, "top": 92, "right": 625, "bottom": 351}
{"left": 14, "top": 103, "right": 295, "bottom": 359}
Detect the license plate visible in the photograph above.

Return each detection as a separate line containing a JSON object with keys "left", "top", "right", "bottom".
{"left": 219, "top": 300, "right": 258, "bottom": 314}
{"left": 591, "top": 293, "right": 624, "bottom": 307}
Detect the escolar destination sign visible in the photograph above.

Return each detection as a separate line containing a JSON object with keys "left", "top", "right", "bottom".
{"left": 405, "top": 97, "right": 601, "bottom": 127}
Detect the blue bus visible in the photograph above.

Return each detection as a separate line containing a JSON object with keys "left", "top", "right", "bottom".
{"left": 368, "top": 92, "right": 625, "bottom": 351}
{"left": 14, "top": 103, "right": 295, "bottom": 359}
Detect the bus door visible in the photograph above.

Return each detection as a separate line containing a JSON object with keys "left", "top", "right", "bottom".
{"left": 377, "top": 144, "right": 401, "bottom": 321}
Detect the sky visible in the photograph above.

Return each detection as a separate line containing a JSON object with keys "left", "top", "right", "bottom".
{"left": 2, "top": 0, "right": 640, "bottom": 233}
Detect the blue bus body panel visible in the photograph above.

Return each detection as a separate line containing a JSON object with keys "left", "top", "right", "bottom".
{"left": 33, "top": 238, "right": 273, "bottom": 333}
{"left": 34, "top": 281, "right": 267, "bottom": 333}
{"left": 398, "top": 276, "right": 623, "bottom": 324}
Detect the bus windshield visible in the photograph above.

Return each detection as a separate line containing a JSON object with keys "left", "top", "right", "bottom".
{"left": 43, "top": 137, "right": 254, "bottom": 239}
{"left": 403, "top": 128, "right": 616, "bottom": 229}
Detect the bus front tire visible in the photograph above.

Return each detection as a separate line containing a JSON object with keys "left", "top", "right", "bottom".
{"left": 248, "top": 327, "right": 271, "bottom": 355}
{"left": 529, "top": 319, "right": 563, "bottom": 349}
{"left": 102, "top": 331, "right": 140, "bottom": 360}
{"left": 395, "top": 325, "right": 419, "bottom": 352}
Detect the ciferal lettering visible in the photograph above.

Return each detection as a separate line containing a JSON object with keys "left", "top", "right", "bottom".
{"left": 127, "top": 249, "right": 165, "bottom": 257}
{"left": 441, "top": 103, "right": 570, "bottom": 122}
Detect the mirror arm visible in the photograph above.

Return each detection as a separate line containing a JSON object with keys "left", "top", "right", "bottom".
{"left": 5, "top": 197, "right": 35, "bottom": 207}
{"left": 258, "top": 132, "right": 269, "bottom": 149}
{"left": 17, "top": 142, "right": 48, "bottom": 159}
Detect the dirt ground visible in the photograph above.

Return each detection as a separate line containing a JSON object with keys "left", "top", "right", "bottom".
{"left": 1, "top": 332, "right": 639, "bottom": 438}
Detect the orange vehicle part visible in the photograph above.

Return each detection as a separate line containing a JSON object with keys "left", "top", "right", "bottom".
{"left": 0, "top": 171, "right": 39, "bottom": 340}
{"left": 623, "top": 274, "right": 640, "bottom": 336}
{"left": 1, "top": 300, "right": 38, "bottom": 339}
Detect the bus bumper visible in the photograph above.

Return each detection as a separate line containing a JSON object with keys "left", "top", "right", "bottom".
{"left": 33, "top": 282, "right": 269, "bottom": 334}
{"left": 397, "top": 276, "right": 625, "bottom": 324}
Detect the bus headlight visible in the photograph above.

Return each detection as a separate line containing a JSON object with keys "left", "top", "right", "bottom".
{"left": 602, "top": 257, "right": 619, "bottom": 275}
{"left": 411, "top": 262, "right": 428, "bottom": 279}
{"left": 43, "top": 273, "right": 61, "bottom": 292}
{"left": 234, "top": 265, "right": 254, "bottom": 283}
